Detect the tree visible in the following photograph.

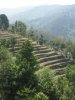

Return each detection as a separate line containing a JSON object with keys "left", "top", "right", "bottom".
{"left": 0, "top": 39, "right": 10, "bottom": 48}
{"left": 10, "top": 36, "right": 17, "bottom": 52}
{"left": 15, "top": 21, "right": 26, "bottom": 36}
{"left": 54, "top": 76, "right": 70, "bottom": 100}
{"left": 54, "top": 65, "right": 75, "bottom": 100}
{"left": 39, "top": 34, "right": 44, "bottom": 45}
{"left": 0, "top": 39, "right": 7, "bottom": 47}
{"left": 16, "top": 40, "right": 37, "bottom": 99}
{"left": 0, "top": 40, "right": 38, "bottom": 100}
{"left": 65, "top": 65, "right": 75, "bottom": 84}
{"left": 0, "top": 14, "right": 9, "bottom": 30}
{"left": 36, "top": 67, "right": 57, "bottom": 100}
{"left": 0, "top": 47, "right": 17, "bottom": 100}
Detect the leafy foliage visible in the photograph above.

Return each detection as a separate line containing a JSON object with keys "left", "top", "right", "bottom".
{"left": 36, "top": 67, "right": 58, "bottom": 100}
{"left": 15, "top": 21, "right": 26, "bottom": 36}
{"left": 65, "top": 65, "right": 75, "bottom": 84}
{"left": 0, "top": 47, "right": 17, "bottom": 100}
{"left": 0, "top": 40, "right": 38, "bottom": 100}
{"left": 34, "top": 92, "right": 48, "bottom": 100}
{"left": 16, "top": 40, "right": 37, "bottom": 86}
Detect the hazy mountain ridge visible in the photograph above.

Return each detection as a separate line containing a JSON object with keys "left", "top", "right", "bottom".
{"left": 1, "top": 5, "right": 75, "bottom": 40}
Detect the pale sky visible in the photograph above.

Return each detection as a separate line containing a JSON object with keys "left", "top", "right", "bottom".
{"left": 0, "top": 0, "right": 75, "bottom": 8}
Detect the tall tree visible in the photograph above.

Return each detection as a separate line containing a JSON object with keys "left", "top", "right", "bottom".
{"left": 16, "top": 40, "right": 37, "bottom": 99}
{"left": 0, "top": 47, "right": 17, "bottom": 100}
{"left": 36, "top": 67, "right": 57, "bottom": 100}
{"left": 0, "top": 14, "right": 9, "bottom": 30}
{"left": 15, "top": 21, "right": 26, "bottom": 36}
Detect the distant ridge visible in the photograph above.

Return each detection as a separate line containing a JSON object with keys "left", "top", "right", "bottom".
{"left": 1, "top": 5, "right": 75, "bottom": 40}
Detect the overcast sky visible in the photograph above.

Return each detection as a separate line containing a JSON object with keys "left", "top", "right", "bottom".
{"left": 0, "top": 0, "right": 75, "bottom": 8}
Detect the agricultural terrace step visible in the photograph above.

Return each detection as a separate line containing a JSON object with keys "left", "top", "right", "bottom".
{"left": 15, "top": 40, "right": 34, "bottom": 46}
{"left": 33, "top": 44, "right": 42, "bottom": 47}
{"left": 55, "top": 74, "right": 65, "bottom": 78}
{"left": 0, "top": 36, "right": 21, "bottom": 40}
{"left": 39, "top": 60, "right": 73, "bottom": 70}
{"left": 30, "top": 40, "right": 38, "bottom": 44}
{"left": 54, "top": 68, "right": 65, "bottom": 75}
{"left": 45, "top": 61, "right": 68, "bottom": 69}
{"left": 46, "top": 60, "right": 72, "bottom": 70}
{"left": 0, "top": 35, "right": 21, "bottom": 39}
{"left": 39, "top": 58, "right": 68, "bottom": 67}
{"left": 33, "top": 48, "right": 52, "bottom": 54}
{"left": 0, "top": 34, "right": 12, "bottom": 37}
{"left": 0, "top": 32, "right": 21, "bottom": 36}
{"left": 34, "top": 46, "right": 48, "bottom": 51}
{"left": 14, "top": 43, "right": 23, "bottom": 47}
{"left": 9, "top": 46, "right": 21, "bottom": 51}
{"left": 35, "top": 51, "right": 57, "bottom": 58}
{"left": 17, "top": 38, "right": 28, "bottom": 41}
{"left": 0, "top": 33, "right": 10, "bottom": 35}
{"left": 38, "top": 55, "right": 64, "bottom": 63}
{"left": 15, "top": 40, "right": 33, "bottom": 46}
{"left": 17, "top": 37, "right": 33, "bottom": 41}
{"left": 12, "top": 44, "right": 39, "bottom": 53}
{"left": 18, "top": 39, "right": 37, "bottom": 45}
{"left": 33, "top": 45, "right": 45, "bottom": 49}
{"left": 0, "top": 33, "right": 20, "bottom": 37}
{"left": 0, "top": 37, "right": 10, "bottom": 40}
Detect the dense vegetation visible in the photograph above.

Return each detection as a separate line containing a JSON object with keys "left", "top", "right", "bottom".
{"left": 0, "top": 14, "right": 75, "bottom": 100}
{"left": 0, "top": 40, "right": 75, "bottom": 100}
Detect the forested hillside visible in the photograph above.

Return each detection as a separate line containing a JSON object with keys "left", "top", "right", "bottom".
{"left": 0, "top": 11, "right": 75, "bottom": 100}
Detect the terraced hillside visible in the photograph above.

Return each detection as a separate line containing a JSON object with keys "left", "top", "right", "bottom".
{"left": 0, "top": 31, "right": 73, "bottom": 75}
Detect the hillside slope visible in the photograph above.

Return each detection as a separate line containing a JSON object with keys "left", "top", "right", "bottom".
{"left": 0, "top": 31, "right": 73, "bottom": 75}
